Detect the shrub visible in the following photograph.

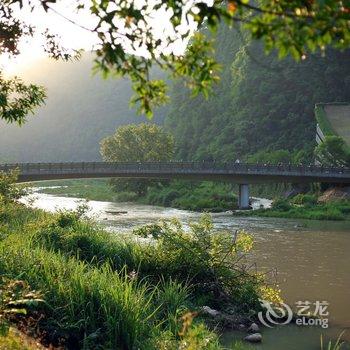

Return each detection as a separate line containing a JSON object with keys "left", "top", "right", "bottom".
{"left": 133, "top": 214, "right": 277, "bottom": 312}
{"left": 271, "top": 198, "right": 291, "bottom": 211}
{"left": 0, "top": 171, "right": 28, "bottom": 204}
{"left": 291, "top": 194, "right": 318, "bottom": 206}
{"left": 35, "top": 212, "right": 275, "bottom": 314}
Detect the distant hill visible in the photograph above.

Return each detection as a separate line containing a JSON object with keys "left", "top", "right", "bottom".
{"left": 165, "top": 25, "right": 350, "bottom": 161}
{"left": 0, "top": 53, "right": 165, "bottom": 162}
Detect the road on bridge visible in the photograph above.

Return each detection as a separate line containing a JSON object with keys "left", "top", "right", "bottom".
{"left": 1, "top": 161, "right": 349, "bottom": 209}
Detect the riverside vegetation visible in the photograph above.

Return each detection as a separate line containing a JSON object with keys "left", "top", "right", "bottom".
{"left": 36, "top": 178, "right": 350, "bottom": 221}
{"left": 236, "top": 194, "right": 350, "bottom": 221}
{"left": 37, "top": 179, "right": 238, "bottom": 212}
{"left": 0, "top": 172, "right": 279, "bottom": 349}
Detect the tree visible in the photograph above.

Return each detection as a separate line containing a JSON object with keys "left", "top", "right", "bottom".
{"left": 315, "top": 136, "right": 350, "bottom": 167}
{"left": 1, "top": 0, "right": 349, "bottom": 120}
{"left": 100, "top": 123, "right": 174, "bottom": 195}
{"left": 0, "top": 170, "right": 28, "bottom": 203}
{"left": 165, "top": 25, "right": 350, "bottom": 162}
{"left": 246, "top": 150, "right": 292, "bottom": 164}
{"left": 0, "top": 73, "right": 46, "bottom": 125}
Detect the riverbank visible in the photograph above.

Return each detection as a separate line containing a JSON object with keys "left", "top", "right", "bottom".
{"left": 34, "top": 179, "right": 239, "bottom": 212}
{"left": 235, "top": 195, "right": 350, "bottom": 221}
{"left": 34, "top": 180, "right": 350, "bottom": 220}
{"left": 1, "top": 179, "right": 278, "bottom": 349}
{"left": 5, "top": 172, "right": 350, "bottom": 348}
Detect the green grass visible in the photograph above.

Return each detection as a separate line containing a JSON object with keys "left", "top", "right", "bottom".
{"left": 0, "top": 200, "right": 268, "bottom": 349}
{"left": 142, "top": 181, "right": 238, "bottom": 212}
{"left": 34, "top": 179, "right": 119, "bottom": 202}
{"left": 235, "top": 195, "right": 350, "bottom": 221}
{"left": 315, "top": 104, "right": 337, "bottom": 137}
{"left": 35, "top": 179, "right": 239, "bottom": 212}
{"left": 0, "top": 328, "right": 43, "bottom": 350}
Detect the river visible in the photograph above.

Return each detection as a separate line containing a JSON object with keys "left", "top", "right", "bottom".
{"left": 24, "top": 191, "right": 350, "bottom": 350}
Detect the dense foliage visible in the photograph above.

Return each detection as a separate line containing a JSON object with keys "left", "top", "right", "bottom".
{"left": 143, "top": 180, "right": 238, "bottom": 212}
{"left": 236, "top": 194, "right": 350, "bottom": 221}
{"left": 1, "top": 0, "right": 349, "bottom": 119}
{"left": 315, "top": 135, "right": 350, "bottom": 167}
{"left": 0, "top": 172, "right": 274, "bottom": 349}
{"left": 100, "top": 123, "right": 174, "bottom": 195}
{"left": 166, "top": 25, "right": 350, "bottom": 162}
{"left": 100, "top": 123, "right": 174, "bottom": 162}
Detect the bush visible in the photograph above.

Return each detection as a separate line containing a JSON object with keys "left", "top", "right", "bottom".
{"left": 35, "top": 211, "right": 277, "bottom": 313}
{"left": 271, "top": 198, "right": 292, "bottom": 211}
{"left": 133, "top": 214, "right": 280, "bottom": 311}
{"left": 141, "top": 180, "right": 237, "bottom": 212}
{"left": 0, "top": 171, "right": 28, "bottom": 204}
{"left": 291, "top": 194, "right": 317, "bottom": 206}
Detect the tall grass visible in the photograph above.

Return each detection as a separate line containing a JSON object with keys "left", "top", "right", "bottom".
{"left": 0, "top": 169, "right": 270, "bottom": 349}
{"left": 0, "top": 204, "right": 232, "bottom": 349}
{"left": 31, "top": 210, "right": 267, "bottom": 314}
{"left": 0, "top": 235, "right": 158, "bottom": 348}
{"left": 320, "top": 331, "right": 346, "bottom": 350}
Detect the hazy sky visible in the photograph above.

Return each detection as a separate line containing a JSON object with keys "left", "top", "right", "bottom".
{"left": 0, "top": 0, "right": 96, "bottom": 73}
{"left": 0, "top": 0, "right": 201, "bottom": 74}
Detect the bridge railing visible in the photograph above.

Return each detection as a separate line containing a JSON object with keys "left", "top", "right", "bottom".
{"left": 0, "top": 161, "right": 349, "bottom": 176}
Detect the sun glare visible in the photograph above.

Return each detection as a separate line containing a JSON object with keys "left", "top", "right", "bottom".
{"left": 0, "top": 49, "right": 42, "bottom": 76}
{"left": 0, "top": 0, "right": 96, "bottom": 76}
{"left": 0, "top": 0, "right": 193, "bottom": 77}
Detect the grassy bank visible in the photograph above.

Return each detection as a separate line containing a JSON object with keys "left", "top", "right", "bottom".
{"left": 0, "top": 328, "right": 44, "bottom": 350}
{"left": 35, "top": 179, "right": 238, "bottom": 212}
{"left": 33, "top": 179, "right": 350, "bottom": 221}
{"left": 235, "top": 194, "right": 350, "bottom": 221}
{"left": 34, "top": 179, "right": 119, "bottom": 202}
{"left": 1, "top": 171, "right": 278, "bottom": 349}
{"left": 142, "top": 181, "right": 238, "bottom": 212}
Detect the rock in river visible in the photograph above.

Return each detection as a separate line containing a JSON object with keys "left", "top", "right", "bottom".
{"left": 248, "top": 322, "right": 260, "bottom": 333}
{"left": 200, "top": 306, "right": 221, "bottom": 317}
{"left": 244, "top": 333, "right": 262, "bottom": 343}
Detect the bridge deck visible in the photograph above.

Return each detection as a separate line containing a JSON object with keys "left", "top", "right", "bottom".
{"left": 1, "top": 162, "right": 350, "bottom": 184}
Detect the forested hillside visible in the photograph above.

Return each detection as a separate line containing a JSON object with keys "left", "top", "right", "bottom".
{"left": 165, "top": 26, "right": 350, "bottom": 162}
{"left": 0, "top": 54, "right": 165, "bottom": 162}
{"left": 1, "top": 27, "right": 349, "bottom": 164}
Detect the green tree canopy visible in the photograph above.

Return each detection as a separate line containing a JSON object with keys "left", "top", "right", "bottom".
{"left": 1, "top": 0, "right": 349, "bottom": 119}
{"left": 100, "top": 123, "right": 174, "bottom": 195}
{"left": 315, "top": 135, "right": 350, "bottom": 167}
{"left": 100, "top": 123, "right": 174, "bottom": 162}
{"left": 0, "top": 73, "right": 46, "bottom": 125}
{"left": 246, "top": 150, "right": 292, "bottom": 164}
{"left": 165, "top": 23, "right": 350, "bottom": 163}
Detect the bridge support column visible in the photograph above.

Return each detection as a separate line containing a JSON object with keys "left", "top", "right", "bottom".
{"left": 238, "top": 184, "right": 250, "bottom": 210}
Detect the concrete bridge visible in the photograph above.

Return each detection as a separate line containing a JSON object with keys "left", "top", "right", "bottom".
{"left": 1, "top": 162, "right": 350, "bottom": 209}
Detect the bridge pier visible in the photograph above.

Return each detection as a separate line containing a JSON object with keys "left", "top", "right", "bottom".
{"left": 238, "top": 184, "right": 250, "bottom": 210}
